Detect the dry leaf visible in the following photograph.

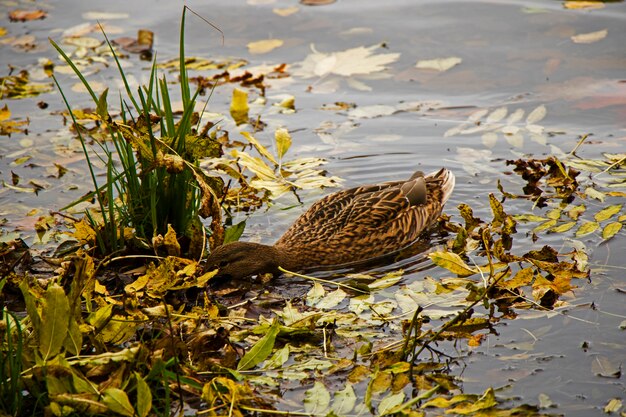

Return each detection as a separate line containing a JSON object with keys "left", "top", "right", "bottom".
{"left": 294, "top": 44, "right": 400, "bottom": 78}
{"left": 247, "top": 39, "right": 284, "bottom": 54}
{"left": 415, "top": 57, "right": 462, "bottom": 72}
{"left": 563, "top": 1, "right": 605, "bottom": 9}
{"left": 8, "top": 9, "right": 47, "bottom": 22}
{"left": 273, "top": 7, "right": 299, "bottom": 16}
{"left": 571, "top": 29, "right": 608, "bottom": 44}
{"left": 82, "top": 12, "right": 129, "bottom": 20}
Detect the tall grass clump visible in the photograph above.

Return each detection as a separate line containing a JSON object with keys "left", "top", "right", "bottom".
{"left": 51, "top": 8, "right": 224, "bottom": 258}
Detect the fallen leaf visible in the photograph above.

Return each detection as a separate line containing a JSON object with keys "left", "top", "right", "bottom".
{"left": 601, "top": 222, "right": 622, "bottom": 240}
{"left": 563, "top": 1, "right": 605, "bottom": 10}
{"left": 230, "top": 88, "right": 249, "bottom": 125}
{"left": 273, "top": 6, "right": 299, "bottom": 16}
{"left": 294, "top": 44, "right": 399, "bottom": 78}
{"left": 415, "top": 57, "right": 462, "bottom": 72}
{"left": 575, "top": 221, "right": 599, "bottom": 237}
{"left": 82, "top": 12, "right": 129, "bottom": 20}
{"left": 247, "top": 39, "right": 284, "bottom": 54}
{"left": 8, "top": 9, "right": 47, "bottom": 22}
{"left": 571, "top": 29, "right": 608, "bottom": 44}
{"left": 300, "top": 0, "right": 336, "bottom": 5}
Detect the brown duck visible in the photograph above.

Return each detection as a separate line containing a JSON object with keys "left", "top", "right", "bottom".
{"left": 206, "top": 168, "right": 455, "bottom": 280}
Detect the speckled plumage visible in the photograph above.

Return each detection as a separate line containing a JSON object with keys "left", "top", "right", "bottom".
{"left": 205, "top": 168, "right": 455, "bottom": 280}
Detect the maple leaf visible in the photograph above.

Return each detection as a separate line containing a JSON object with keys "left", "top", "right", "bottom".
{"left": 293, "top": 44, "right": 399, "bottom": 79}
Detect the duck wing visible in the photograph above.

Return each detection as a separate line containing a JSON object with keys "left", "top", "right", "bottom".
{"left": 275, "top": 169, "right": 454, "bottom": 266}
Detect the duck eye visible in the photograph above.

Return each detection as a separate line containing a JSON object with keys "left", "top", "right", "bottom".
{"left": 218, "top": 260, "right": 228, "bottom": 268}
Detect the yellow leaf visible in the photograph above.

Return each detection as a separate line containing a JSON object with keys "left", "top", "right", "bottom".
{"left": 563, "top": 1, "right": 605, "bottom": 9}
{"left": 229, "top": 88, "right": 249, "bottom": 125}
{"left": 241, "top": 131, "right": 277, "bottom": 165}
{"left": 585, "top": 186, "right": 605, "bottom": 202}
{"left": 602, "top": 222, "right": 622, "bottom": 240}
{"left": 567, "top": 204, "right": 586, "bottom": 220}
{"left": 550, "top": 221, "right": 577, "bottom": 233}
{"left": 575, "top": 221, "right": 599, "bottom": 237}
{"left": 415, "top": 56, "right": 462, "bottom": 72}
{"left": 428, "top": 251, "right": 478, "bottom": 277}
{"left": 594, "top": 204, "right": 622, "bottom": 222}
{"left": 571, "top": 29, "right": 608, "bottom": 44}
{"left": 231, "top": 150, "right": 276, "bottom": 181}
{"left": 0, "top": 104, "right": 10, "bottom": 121}
{"left": 247, "top": 39, "right": 284, "bottom": 54}
{"left": 0, "top": 27, "right": 7, "bottom": 37}
{"left": 533, "top": 219, "right": 557, "bottom": 233}
{"left": 273, "top": 6, "right": 299, "bottom": 16}
{"left": 275, "top": 128, "right": 292, "bottom": 160}
{"left": 500, "top": 267, "right": 534, "bottom": 290}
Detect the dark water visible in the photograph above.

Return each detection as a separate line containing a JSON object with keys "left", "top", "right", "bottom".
{"left": 1, "top": 0, "right": 625, "bottom": 415}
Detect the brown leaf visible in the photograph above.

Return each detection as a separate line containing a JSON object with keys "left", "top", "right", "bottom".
{"left": 8, "top": 9, "right": 47, "bottom": 22}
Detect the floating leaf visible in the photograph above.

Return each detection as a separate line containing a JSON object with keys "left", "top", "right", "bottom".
{"left": 230, "top": 88, "right": 249, "bottom": 125}
{"left": 294, "top": 44, "right": 399, "bottom": 78}
{"left": 585, "top": 187, "right": 605, "bottom": 202}
{"left": 550, "top": 221, "right": 577, "bottom": 233}
{"left": 247, "top": 39, "right": 284, "bottom": 54}
{"left": 526, "top": 105, "right": 547, "bottom": 124}
{"left": 8, "top": 9, "right": 47, "bottom": 22}
{"left": 571, "top": 29, "right": 608, "bottom": 44}
{"left": 602, "top": 222, "right": 622, "bottom": 240}
{"left": 273, "top": 6, "right": 300, "bottom": 16}
{"left": 429, "top": 251, "right": 478, "bottom": 277}
{"left": 514, "top": 214, "right": 548, "bottom": 222}
{"left": 534, "top": 219, "right": 557, "bottom": 233}
{"left": 500, "top": 267, "right": 534, "bottom": 290}
{"left": 591, "top": 356, "right": 621, "bottom": 378}
{"left": 594, "top": 204, "right": 622, "bottom": 222}
{"left": 415, "top": 57, "right": 462, "bottom": 72}
{"left": 331, "top": 383, "right": 356, "bottom": 415}
{"left": 567, "top": 204, "right": 586, "bottom": 220}
{"left": 315, "top": 288, "right": 347, "bottom": 309}
{"left": 378, "top": 392, "right": 406, "bottom": 415}
{"left": 486, "top": 107, "right": 508, "bottom": 123}
{"left": 304, "top": 381, "right": 331, "bottom": 415}
{"left": 237, "top": 319, "right": 280, "bottom": 371}
{"left": 604, "top": 398, "right": 623, "bottom": 414}
{"left": 563, "top": 0, "right": 605, "bottom": 9}
{"left": 575, "top": 221, "right": 599, "bottom": 237}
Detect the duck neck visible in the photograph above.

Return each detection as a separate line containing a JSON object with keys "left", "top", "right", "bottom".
{"left": 269, "top": 244, "right": 299, "bottom": 272}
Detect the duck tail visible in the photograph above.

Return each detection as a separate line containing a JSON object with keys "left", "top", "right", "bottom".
{"left": 428, "top": 168, "right": 455, "bottom": 205}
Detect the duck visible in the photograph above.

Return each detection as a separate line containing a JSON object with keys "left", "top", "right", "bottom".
{"left": 205, "top": 168, "right": 455, "bottom": 281}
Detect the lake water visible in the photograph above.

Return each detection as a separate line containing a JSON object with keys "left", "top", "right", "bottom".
{"left": 1, "top": 0, "right": 624, "bottom": 415}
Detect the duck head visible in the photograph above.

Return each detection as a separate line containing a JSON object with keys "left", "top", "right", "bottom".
{"left": 205, "top": 241, "right": 289, "bottom": 281}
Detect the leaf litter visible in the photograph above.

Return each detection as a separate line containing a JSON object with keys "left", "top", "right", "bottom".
{"left": 1, "top": 5, "right": 624, "bottom": 417}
